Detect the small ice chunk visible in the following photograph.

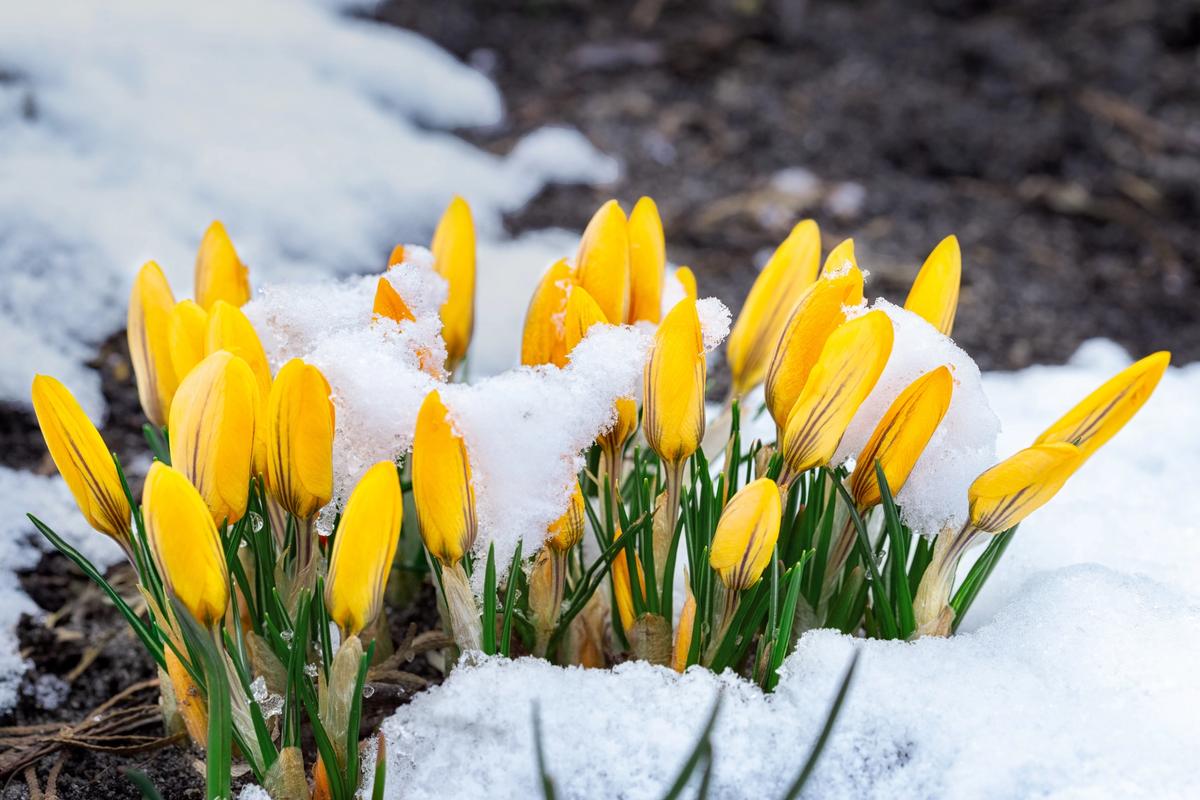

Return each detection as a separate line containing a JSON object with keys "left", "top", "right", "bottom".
{"left": 695, "top": 298, "right": 731, "bottom": 353}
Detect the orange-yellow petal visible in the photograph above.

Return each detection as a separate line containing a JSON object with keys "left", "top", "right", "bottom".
{"left": 411, "top": 390, "right": 477, "bottom": 566}
{"left": 643, "top": 297, "right": 705, "bottom": 465}
{"left": 904, "top": 235, "right": 961, "bottom": 336}
{"left": 968, "top": 443, "right": 1084, "bottom": 533}
{"left": 521, "top": 259, "right": 575, "bottom": 368}
{"left": 194, "top": 221, "right": 251, "bottom": 311}
{"left": 675, "top": 266, "right": 697, "bottom": 301}
{"left": 575, "top": 200, "right": 630, "bottom": 325}
{"left": 627, "top": 197, "right": 665, "bottom": 324}
{"left": 265, "top": 359, "right": 335, "bottom": 520}
{"left": 708, "top": 478, "right": 782, "bottom": 591}
{"left": 563, "top": 286, "right": 609, "bottom": 356}
{"left": 127, "top": 260, "right": 177, "bottom": 426}
{"left": 431, "top": 196, "right": 476, "bottom": 371}
{"left": 168, "top": 300, "right": 210, "bottom": 386}
{"left": 546, "top": 482, "right": 585, "bottom": 553}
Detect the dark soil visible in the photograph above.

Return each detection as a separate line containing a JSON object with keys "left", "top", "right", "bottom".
{"left": 4, "top": 0, "right": 1200, "bottom": 796}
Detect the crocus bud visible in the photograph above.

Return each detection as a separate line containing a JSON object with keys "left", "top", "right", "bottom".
{"left": 205, "top": 301, "right": 271, "bottom": 400}
{"left": 675, "top": 266, "right": 697, "bottom": 301}
{"left": 265, "top": 359, "right": 335, "bottom": 520}
{"left": 1034, "top": 351, "right": 1169, "bottom": 461}
{"left": 31, "top": 375, "right": 131, "bottom": 547}
{"left": 326, "top": 462, "right": 404, "bottom": 636}
{"left": 643, "top": 297, "right": 705, "bottom": 466}
{"left": 563, "top": 286, "right": 608, "bottom": 355}
{"left": 168, "top": 299, "right": 210, "bottom": 384}
{"left": 431, "top": 195, "right": 476, "bottom": 372}
{"left": 709, "top": 478, "right": 782, "bottom": 591}
{"left": 601, "top": 397, "right": 638, "bottom": 459}
{"left": 611, "top": 545, "right": 645, "bottom": 632}
{"left": 127, "top": 260, "right": 178, "bottom": 426}
{"left": 764, "top": 264, "right": 864, "bottom": 430}
{"left": 575, "top": 200, "right": 630, "bottom": 325}
{"left": 168, "top": 351, "right": 258, "bottom": 526}
{"left": 143, "top": 462, "right": 229, "bottom": 626}
{"left": 521, "top": 259, "right": 575, "bottom": 368}
{"left": 968, "top": 443, "right": 1084, "bottom": 533}
{"left": 781, "top": 310, "right": 894, "bottom": 478}
{"left": 823, "top": 238, "right": 857, "bottom": 274}
{"left": 904, "top": 235, "right": 961, "bottom": 336}
{"left": 546, "top": 482, "right": 585, "bottom": 553}
{"left": 627, "top": 196, "right": 665, "bottom": 324}
{"left": 671, "top": 588, "right": 697, "bottom": 673}
{"left": 194, "top": 221, "right": 250, "bottom": 310}
{"left": 387, "top": 244, "right": 406, "bottom": 267}
{"left": 412, "top": 390, "right": 477, "bottom": 566}
{"left": 849, "top": 366, "right": 954, "bottom": 510}
{"left": 726, "top": 220, "right": 821, "bottom": 398}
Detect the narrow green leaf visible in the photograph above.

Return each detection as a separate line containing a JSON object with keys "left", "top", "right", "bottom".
{"left": 780, "top": 651, "right": 859, "bottom": 799}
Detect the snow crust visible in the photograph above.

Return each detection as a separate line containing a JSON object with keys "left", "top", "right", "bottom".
{"left": 372, "top": 344, "right": 1200, "bottom": 799}
{"left": 0, "top": 0, "right": 615, "bottom": 416}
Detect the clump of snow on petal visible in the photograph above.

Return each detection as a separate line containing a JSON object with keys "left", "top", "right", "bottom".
{"left": 834, "top": 299, "right": 999, "bottom": 533}
{"left": 696, "top": 297, "right": 731, "bottom": 353}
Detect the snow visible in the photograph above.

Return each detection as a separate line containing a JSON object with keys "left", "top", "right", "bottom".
{"left": 0, "top": 0, "right": 616, "bottom": 416}
{"left": 372, "top": 342, "right": 1199, "bottom": 799}
{"left": 0, "top": 467, "right": 124, "bottom": 712}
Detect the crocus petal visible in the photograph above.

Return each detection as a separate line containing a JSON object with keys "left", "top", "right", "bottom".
{"left": 194, "top": 220, "right": 250, "bottom": 310}
{"left": 325, "top": 461, "right": 404, "bottom": 636}
{"left": 265, "top": 359, "right": 335, "bottom": 520}
{"left": 431, "top": 195, "right": 476, "bottom": 372}
{"left": 627, "top": 196, "right": 665, "bottom": 324}
{"left": 968, "top": 443, "right": 1084, "bottom": 533}
{"left": 643, "top": 297, "right": 706, "bottom": 465}
{"left": 675, "top": 266, "right": 697, "bottom": 301}
{"left": 127, "top": 260, "right": 177, "bottom": 426}
{"left": 546, "top": 482, "right": 585, "bottom": 553}
{"left": 144, "top": 461, "right": 229, "bottom": 626}
{"left": 611, "top": 546, "right": 645, "bottom": 632}
{"left": 521, "top": 259, "right": 575, "bottom": 368}
{"left": 168, "top": 299, "right": 210, "bottom": 386}
{"left": 781, "top": 310, "right": 894, "bottom": 476}
{"left": 904, "top": 235, "right": 961, "bottom": 336}
{"left": 708, "top": 478, "right": 783, "bottom": 591}
{"left": 726, "top": 220, "right": 821, "bottom": 397}
{"left": 563, "top": 286, "right": 609, "bottom": 356}
{"left": 575, "top": 199, "right": 630, "bottom": 325}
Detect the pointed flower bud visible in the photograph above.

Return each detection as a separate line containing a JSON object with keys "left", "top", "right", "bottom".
{"left": 675, "top": 266, "right": 697, "bottom": 301}
{"left": 143, "top": 462, "right": 229, "bottom": 626}
{"left": 726, "top": 220, "right": 822, "bottom": 397}
{"left": 546, "top": 482, "right": 585, "bottom": 552}
{"left": 968, "top": 443, "right": 1084, "bottom": 533}
{"left": 575, "top": 200, "right": 630, "bottom": 324}
{"left": 709, "top": 478, "right": 783, "bottom": 591}
{"left": 764, "top": 264, "right": 864, "bottom": 430}
{"left": 412, "top": 390, "right": 477, "bottom": 566}
{"left": 265, "top": 359, "right": 335, "bottom": 520}
{"left": 781, "top": 310, "right": 894, "bottom": 477}
{"left": 1034, "top": 351, "right": 1170, "bottom": 461}
{"left": 601, "top": 397, "right": 638, "bottom": 458}
{"left": 627, "top": 196, "right": 665, "bottom": 324}
{"left": 904, "top": 235, "right": 961, "bottom": 336}
{"left": 325, "top": 461, "right": 404, "bottom": 636}
{"left": 168, "top": 351, "right": 259, "bottom": 526}
{"left": 194, "top": 221, "right": 250, "bottom": 310}
{"left": 643, "top": 297, "right": 706, "bottom": 465}
{"left": 168, "top": 300, "right": 210, "bottom": 385}
{"left": 127, "top": 260, "right": 178, "bottom": 426}
{"left": 31, "top": 375, "right": 131, "bottom": 546}
{"left": 611, "top": 545, "right": 645, "bottom": 632}
{"left": 431, "top": 195, "right": 476, "bottom": 371}
{"left": 563, "top": 285, "right": 609, "bottom": 355}
{"left": 372, "top": 276, "right": 415, "bottom": 324}
{"left": 205, "top": 301, "right": 271, "bottom": 399}
{"left": 521, "top": 259, "right": 575, "bottom": 368}
{"left": 850, "top": 366, "right": 954, "bottom": 510}
{"left": 671, "top": 587, "right": 696, "bottom": 673}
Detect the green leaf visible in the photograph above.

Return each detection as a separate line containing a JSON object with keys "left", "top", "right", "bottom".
{"left": 950, "top": 525, "right": 1018, "bottom": 632}
{"left": 532, "top": 702, "right": 558, "bottom": 800}
{"left": 660, "top": 694, "right": 722, "bottom": 800}
{"left": 875, "top": 463, "right": 916, "bottom": 638}
{"left": 483, "top": 543, "right": 498, "bottom": 655}
{"left": 501, "top": 542, "right": 523, "bottom": 657}
{"left": 780, "top": 651, "right": 859, "bottom": 799}
{"left": 829, "top": 478, "right": 899, "bottom": 639}
{"left": 124, "top": 770, "right": 165, "bottom": 800}
{"left": 172, "top": 599, "right": 231, "bottom": 800}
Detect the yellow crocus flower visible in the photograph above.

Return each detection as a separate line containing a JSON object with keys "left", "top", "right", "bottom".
{"left": 563, "top": 286, "right": 609, "bottom": 355}
{"left": 849, "top": 365, "right": 954, "bottom": 510}
{"left": 194, "top": 221, "right": 251, "bottom": 311}
{"left": 675, "top": 266, "right": 697, "bottom": 301}
{"left": 520, "top": 259, "right": 575, "bottom": 368}
{"left": 822, "top": 238, "right": 858, "bottom": 274}
{"left": 903, "top": 235, "right": 961, "bottom": 336}
{"left": 575, "top": 200, "right": 630, "bottom": 325}
{"left": 601, "top": 397, "right": 638, "bottom": 460}
{"left": 968, "top": 443, "right": 1084, "bottom": 533}
{"left": 168, "top": 351, "right": 259, "bottom": 526}
{"left": 205, "top": 300, "right": 271, "bottom": 399}
{"left": 671, "top": 588, "right": 697, "bottom": 673}
{"left": 643, "top": 297, "right": 705, "bottom": 466}
{"left": 764, "top": 264, "right": 864, "bottom": 431}
{"left": 546, "top": 482, "right": 585, "bottom": 552}
{"left": 168, "top": 300, "right": 209, "bottom": 385}
{"left": 431, "top": 195, "right": 476, "bottom": 372}
{"left": 709, "top": 478, "right": 782, "bottom": 591}
{"left": 372, "top": 276, "right": 416, "bottom": 324}
{"left": 325, "top": 461, "right": 404, "bottom": 636}
{"left": 387, "top": 244, "right": 406, "bottom": 268}
{"left": 143, "top": 461, "right": 229, "bottom": 626}
{"left": 411, "top": 389, "right": 477, "bottom": 566}
{"left": 781, "top": 310, "right": 894, "bottom": 479}
{"left": 30, "top": 375, "right": 131, "bottom": 548}
{"left": 127, "top": 260, "right": 178, "bottom": 427}
{"left": 1034, "top": 351, "right": 1170, "bottom": 461}
{"left": 726, "top": 220, "right": 821, "bottom": 397}
{"left": 611, "top": 545, "right": 645, "bottom": 632}
{"left": 627, "top": 196, "right": 665, "bottom": 324}
{"left": 265, "top": 359, "right": 335, "bottom": 520}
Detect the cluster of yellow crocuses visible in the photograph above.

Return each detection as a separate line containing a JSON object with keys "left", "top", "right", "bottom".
{"left": 29, "top": 193, "right": 1171, "bottom": 740}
